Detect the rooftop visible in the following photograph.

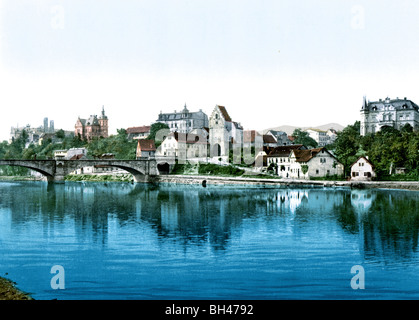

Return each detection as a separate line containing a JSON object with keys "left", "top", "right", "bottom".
{"left": 126, "top": 126, "right": 151, "bottom": 134}
{"left": 137, "top": 139, "right": 156, "bottom": 151}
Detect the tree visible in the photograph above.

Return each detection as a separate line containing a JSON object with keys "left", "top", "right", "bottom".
{"left": 55, "top": 129, "right": 65, "bottom": 139}
{"left": 147, "top": 123, "right": 170, "bottom": 140}
{"left": 291, "top": 129, "right": 318, "bottom": 148}
{"left": 333, "top": 121, "right": 361, "bottom": 177}
{"left": 147, "top": 122, "right": 170, "bottom": 148}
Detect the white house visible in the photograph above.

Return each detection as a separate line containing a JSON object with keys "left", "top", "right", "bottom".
{"left": 136, "top": 139, "right": 156, "bottom": 159}
{"left": 305, "top": 128, "right": 328, "bottom": 147}
{"left": 288, "top": 147, "right": 344, "bottom": 179}
{"left": 350, "top": 156, "right": 376, "bottom": 181}
{"left": 157, "top": 132, "right": 208, "bottom": 160}
{"left": 266, "top": 145, "right": 307, "bottom": 177}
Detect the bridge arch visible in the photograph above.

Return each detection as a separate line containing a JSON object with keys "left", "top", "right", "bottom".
{"left": 0, "top": 160, "right": 55, "bottom": 181}
{"left": 64, "top": 160, "right": 151, "bottom": 183}
{"left": 0, "top": 159, "right": 158, "bottom": 183}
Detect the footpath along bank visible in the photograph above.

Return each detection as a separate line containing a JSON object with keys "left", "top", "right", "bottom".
{"left": 156, "top": 175, "right": 419, "bottom": 191}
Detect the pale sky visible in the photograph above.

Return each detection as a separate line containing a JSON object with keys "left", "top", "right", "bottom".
{"left": 1, "top": 0, "right": 419, "bottom": 141}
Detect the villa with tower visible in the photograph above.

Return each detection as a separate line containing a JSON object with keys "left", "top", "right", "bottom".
{"left": 360, "top": 96, "right": 419, "bottom": 135}
{"left": 75, "top": 106, "right": 109, "bottom": 140}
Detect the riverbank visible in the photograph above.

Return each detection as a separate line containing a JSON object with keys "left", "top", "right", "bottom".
{"left": 157, "top": 174, "right": 419, "bottom": 191}
{"left": 0, "top": 175, "right": 42, "bottom": 181}
{"left": 0, "top": 174, "right": 418, "bottom": 191}
{"left": 0, "top": 277, "right": 33, "bottom": 300}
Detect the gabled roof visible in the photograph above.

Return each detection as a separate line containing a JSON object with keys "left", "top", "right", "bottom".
{"left": 263, "top": 135, "right": 277, "bottom": 144}
{"left": 137, "top": 139, "right": 156, "bottom": 151}
{"left": 267, "top": 144, "right": 305, "bottom": 157}
{"left": 69, "top": 154, "right": 85, "bottom": 160}
{"left": 350, "top": 156, "right": 375, "bottom": 169}
{"left": 292, "top": 148, "right": 322, "bottom": 162}
{"left": 127, "top": 126, "right": 151, "bottom": 134}
{"left": 291, "top": 147, "right": 338, "bottom": 163}
{"left": 217, "top": 105, "right": 232, "bottom": 122}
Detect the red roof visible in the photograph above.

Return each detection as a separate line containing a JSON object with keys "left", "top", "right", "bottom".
{"left": 217, "top": 105, "right": 232, "bottom": 122}
{"left": 127, "top": 126, "right": 151, "bottom": 134}
{"left": 137, "top": 139, "right": 156, "bottom": 151}
{"left": 69, "top": 154, "right": 85, "bottom": 160}
{"left": 267, "top": 144, "right": 305, "bottom": 157}
{"left": 263, "top": 135, "right": 277, "bottom": 144}
{"left": 291, "top": 147, "right": 337, "bottom": 163}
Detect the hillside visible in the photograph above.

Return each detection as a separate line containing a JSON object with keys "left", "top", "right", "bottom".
{"left": 264, "top": 123, "right": 344, "bottom": 135}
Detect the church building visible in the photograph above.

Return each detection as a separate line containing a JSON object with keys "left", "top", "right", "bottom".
{"left": 75, "top": 106, "right": 109, "bottom": 140}
{"left": 208, "top": 105, "right": 243, "bottom": 158}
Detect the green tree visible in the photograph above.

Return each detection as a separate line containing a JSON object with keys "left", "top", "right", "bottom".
{"left": 55, "top": 129, "right": 65, "bottom": 139}
{"left": 291, "top": 129, "right": 318, "bottom": 148}
{"left": 147, "top": 122, "right": 170, "bottom": 148}
{"left": 333, "top": 121, "right": 361, "bottom": 177}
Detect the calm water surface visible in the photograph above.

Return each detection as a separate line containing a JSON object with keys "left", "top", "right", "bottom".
{"left": 0, "top": 181, "right": 418, "bottom": 300}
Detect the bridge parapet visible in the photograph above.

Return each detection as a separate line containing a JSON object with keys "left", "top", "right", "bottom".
{"left": 0, "top": 159, "right": 160, "bottom": 183}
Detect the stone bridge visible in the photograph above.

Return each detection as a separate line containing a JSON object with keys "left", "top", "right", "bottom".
{"left": 0, "top": 158, "right": 175, "bottom": 183}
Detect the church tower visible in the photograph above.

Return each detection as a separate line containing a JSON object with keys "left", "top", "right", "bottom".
{"left": 360, "top": 96, "right": 368, "bottom": 136}
{"left": 98, "top": 106, "right": 109, "bottom": 138}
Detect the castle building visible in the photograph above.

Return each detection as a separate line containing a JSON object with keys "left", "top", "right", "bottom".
{"left": 156, "top": 104, "right": 209, "bottom": 133}
{"left": 75, "top": 106, "right": 109, "bottom": 140}
{"left": 208, "top": 105, "right": 243, "bottom": 157}
{"left": 360, "top": 96, "right": 419, "bottom": 135}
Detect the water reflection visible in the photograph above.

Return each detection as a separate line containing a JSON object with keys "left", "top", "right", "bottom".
{"left": 1, "top": 181, "right": 418, "bottom": 262}
{"left": 336, "top": 189, "right": 419, "bottom": 263}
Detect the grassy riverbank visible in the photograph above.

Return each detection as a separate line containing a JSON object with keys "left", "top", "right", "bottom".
{"left": 0, "top": 277, "right": 33, "bottom": 300}
{"left": 0, "top": 175, "right": 42, "bottom": 181}
{"left": 64, "top": 173, "right": 134, "bottom": 182}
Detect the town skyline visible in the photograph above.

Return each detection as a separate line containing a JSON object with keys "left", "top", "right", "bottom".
{"left": 1, "top": 0, "right": 419, "bottom": 142}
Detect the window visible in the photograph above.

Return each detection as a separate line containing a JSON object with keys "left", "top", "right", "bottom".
{"left": 316, "top": 169, "right": 319, "bottom": 174}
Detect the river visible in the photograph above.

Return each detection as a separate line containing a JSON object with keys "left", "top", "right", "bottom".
{"left": 0, "top": 181, "right": 418, "bottom": 300}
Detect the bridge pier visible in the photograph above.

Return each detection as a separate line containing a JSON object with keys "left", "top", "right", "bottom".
{"left": 133, "top": 174, "right": 158, "bottom": 183}
{"left": 47, "top": 175, "right": 66, "bottom": 184}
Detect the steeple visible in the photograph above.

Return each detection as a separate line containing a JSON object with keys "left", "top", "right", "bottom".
{"left": 100, "top": 105, "right": 108, "bottom": 119}
{"left": 362, "top": 96, "right": 367, "bottom": 110}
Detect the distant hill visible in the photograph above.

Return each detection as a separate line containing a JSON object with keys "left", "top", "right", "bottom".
{"left": 263, "top": 123, "right": 345, "bottom": 135}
